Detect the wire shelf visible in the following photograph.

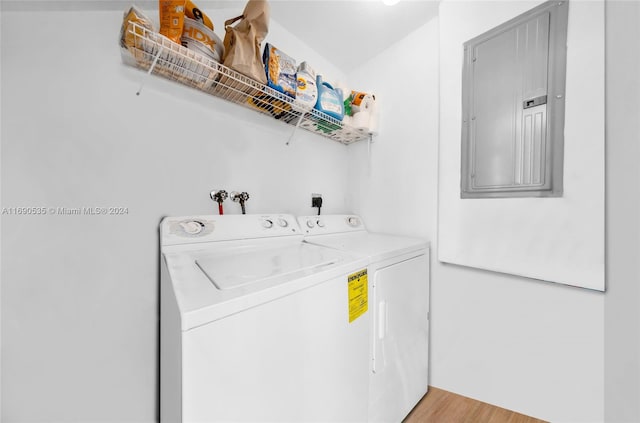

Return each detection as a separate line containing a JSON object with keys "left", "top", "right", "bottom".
{"left": 121, "top": 21, "right": 372, "bottom": 145}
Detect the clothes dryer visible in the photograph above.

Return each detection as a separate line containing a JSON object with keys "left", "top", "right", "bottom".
{"left": 298, "top": 215, "right": 430, "bottom": 423}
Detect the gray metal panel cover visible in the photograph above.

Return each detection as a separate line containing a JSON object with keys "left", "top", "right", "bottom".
{"left": 461, "top": 0, "right": 567, "bottom": 198}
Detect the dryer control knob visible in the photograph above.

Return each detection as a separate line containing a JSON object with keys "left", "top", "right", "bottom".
{"left": 317, "top": 219, "right": 325, "bottom": 228}
{"left": 306, "top": 220, "right": 315, "bottom": 228}
{"left": 262, "top": 219, "right": 274, "bottom": 229}
{"left": 181, "top": 220, "right": 204, "bottom": 235}
{"left": 347, "top": 217, "right": 360, "bottom": 227}
{"left": 277, "top": 218, "right": 289, "bottom": 227}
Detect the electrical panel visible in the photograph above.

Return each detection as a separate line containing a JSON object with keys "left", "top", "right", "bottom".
{"left": 461, "top": 1, "right": 569, "bottom": 198}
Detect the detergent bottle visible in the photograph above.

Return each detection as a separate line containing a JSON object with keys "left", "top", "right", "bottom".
{"left": 314, "top": 75, "right": 344, "bottom": 121}
{"left": 294, "top": 62, "right": 318, "bottom": 110}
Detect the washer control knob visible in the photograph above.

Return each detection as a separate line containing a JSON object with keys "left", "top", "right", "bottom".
{"left": 181, "top": 220, "right": 204, "bottom": 235}
{"left": 316, "top": 219, "right": 325, "bottom": 228}
{"left": 262, "top": 219, "right": 273, "bottom": 229}
{"left": 277, "top": 218, "right": 289, "bottom": 227}
{"left": 347, "top": 217, "right": 360, "bottom": 227}
{"left": 306, "top": 219, "right": 316, "bottom": 228}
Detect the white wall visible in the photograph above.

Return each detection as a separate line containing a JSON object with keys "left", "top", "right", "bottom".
{"left": 437, "top": 3, "right": 604, "bottom": 420}
{"left": 0, "top": 4, "right": 3, "bottom": 418}
{"left": 347, "top": 21, "right": 439, "bottom": 240}
{"left": 0, "top": 8, "right": 350, "bottom": 422}
{"left": 604, "top": 1, "right": 640, "bottom": 422}
{"left": 348, "top": 4, "right": 605, "bottom": 422}
{"left": 438, "top": 0, "right": 605, "bottom": 291}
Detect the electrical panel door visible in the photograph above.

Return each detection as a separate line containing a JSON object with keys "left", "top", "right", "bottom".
{"left": 461, "top": 1, "right": 568, "bottom": 198}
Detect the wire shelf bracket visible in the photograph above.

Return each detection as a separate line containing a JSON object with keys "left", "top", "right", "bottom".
{"left": 136, "top": 45, "right": 164, "bottom": 96}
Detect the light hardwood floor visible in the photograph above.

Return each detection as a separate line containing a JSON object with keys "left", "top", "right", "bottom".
{"left": 403, "top": 387, "right": 548, "bottom": 423}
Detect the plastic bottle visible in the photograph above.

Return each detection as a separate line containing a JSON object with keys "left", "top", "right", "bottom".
{"left": 314, "top": 75, "right": 344, "bottom": 121}
{"left": 294, "top": 62, "right": 318, "bottom": 110}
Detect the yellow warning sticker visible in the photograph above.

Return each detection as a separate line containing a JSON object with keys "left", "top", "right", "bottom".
{"left": 348, "top": 269, "right": 368, "bottom": 323}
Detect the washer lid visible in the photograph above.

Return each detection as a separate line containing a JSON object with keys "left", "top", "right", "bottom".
{"left": 164, "top": 241, "right": 368, "bottom": 330}
{"left": 195, "top": 243, "right": 346, "bottom": 290}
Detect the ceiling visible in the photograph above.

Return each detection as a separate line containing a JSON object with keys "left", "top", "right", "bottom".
{"left": 2, "top": 0, "right": 439, "bottom": 73}
{"left": 269, "top": 1, "right": 440, "bottom": 72}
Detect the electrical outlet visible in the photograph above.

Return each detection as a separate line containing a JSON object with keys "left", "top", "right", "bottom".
{"left": 311, "top": 193, "right": 322, "bottom": 208}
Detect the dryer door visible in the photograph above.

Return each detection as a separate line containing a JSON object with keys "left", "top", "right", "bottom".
{"left": 370, "top": 252, "right": 430, "bottom": 423}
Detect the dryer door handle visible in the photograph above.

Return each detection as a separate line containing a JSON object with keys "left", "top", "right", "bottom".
{"left": 373, "top": 300, "right": 388, "bottom": 374}
{"left": 378, "top": 300, "right": 388, "bottom": 340}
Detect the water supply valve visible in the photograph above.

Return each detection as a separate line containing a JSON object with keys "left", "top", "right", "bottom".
{"left": 231, "top": 191, "right": 250, "bottom": 214}
{"left": 210, "top": 190, "right": 228, "bottom": 215}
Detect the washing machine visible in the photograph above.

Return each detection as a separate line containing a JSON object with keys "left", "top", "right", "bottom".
{"left": 160, "top": 214, "right": 371, "bottom": 423}
{"left": 297, "top": 214, "right": 430, "bottom": 423}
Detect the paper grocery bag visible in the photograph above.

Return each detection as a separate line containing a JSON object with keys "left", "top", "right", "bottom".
{"left": 222, "top": 0, "right": 270, "bottom": 84}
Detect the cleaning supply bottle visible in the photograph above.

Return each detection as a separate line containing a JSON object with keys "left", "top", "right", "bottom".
{"left": 294, "top": 62, "right": 318, "bottom": 110}
{"left": 314, "top": 75, "right": 344, "bottom": 121}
